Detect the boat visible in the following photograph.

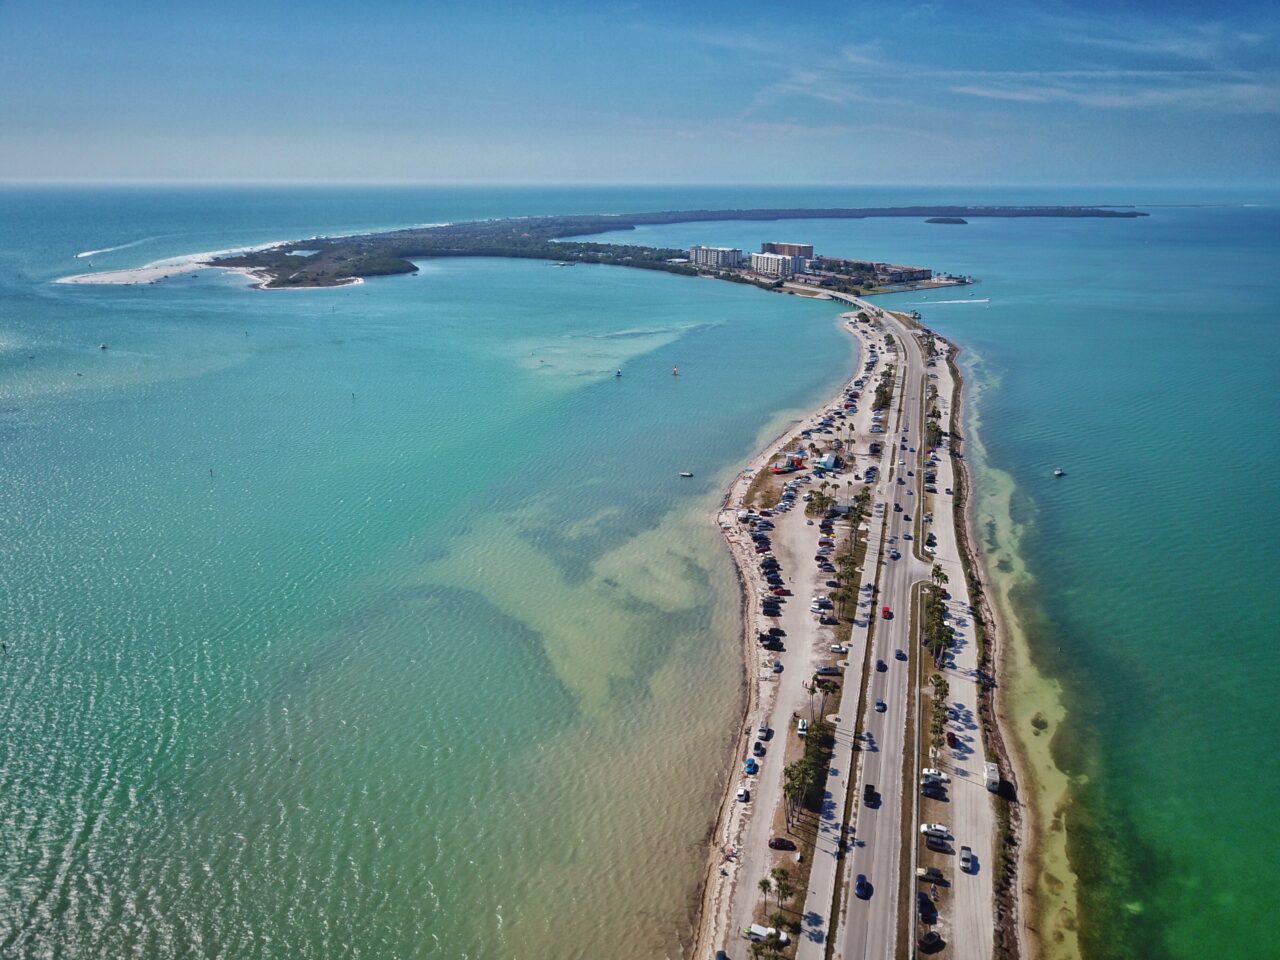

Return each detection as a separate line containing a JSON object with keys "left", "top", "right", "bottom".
{"left": 99, "top": 343, "right": 108, "bottom": 350}
{"left": 615, "top": 370, "right": 622, "bottom": 377}
{"left": 1054, "top": 467, "right": 1065, "bottom": 477}
{"left": 679, "top": 471, "right": 693, "bottom": 478}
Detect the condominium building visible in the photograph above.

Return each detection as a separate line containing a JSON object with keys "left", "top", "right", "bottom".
{"left": 760, "top": 242, "right": 814, "bottom": 259}
{"left": 689, "top": 245, "right": 744, "bottom": 269}
{"left": 750, "top": 251, "right": 804, "bottom": 278}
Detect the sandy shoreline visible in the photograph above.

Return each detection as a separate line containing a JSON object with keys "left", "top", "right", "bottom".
{"left": 688, "top": 312, "right": 865, "bottom": 958}
{"left": 951, "top": 350, "right": 1081, "bottom": 960}
{"left": 54, "top": 239, "right": 362, "bottom": 290}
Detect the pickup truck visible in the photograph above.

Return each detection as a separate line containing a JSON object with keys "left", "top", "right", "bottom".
{"left": 916, "top": 866, "right": 945, "bottom": 883}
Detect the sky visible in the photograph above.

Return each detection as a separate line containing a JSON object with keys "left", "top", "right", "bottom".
{"left": 0, "top": 0, "right": 1277, "bottom": 186}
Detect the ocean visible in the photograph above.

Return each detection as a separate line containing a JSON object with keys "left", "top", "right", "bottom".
{"left": 0, "top": 185, "right": 1275, "bottom": 959}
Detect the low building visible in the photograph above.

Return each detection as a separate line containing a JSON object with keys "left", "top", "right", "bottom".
{"left": 689, "top": 245, "right": 743, "bottom": 269}
{"left": 750, "top": 251, "right": 804, "bottom": 278}
{"left": 761, "top": 242, "right": 814, "bottom": 259}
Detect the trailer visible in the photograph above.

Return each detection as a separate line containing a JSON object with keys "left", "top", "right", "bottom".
{"left": 984, "top": 762, "right": 1000, "bottom": 793}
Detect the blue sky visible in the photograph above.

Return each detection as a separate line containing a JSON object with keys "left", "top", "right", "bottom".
{"left": 1, "top": 0, "right": 1276, "bottom": 185}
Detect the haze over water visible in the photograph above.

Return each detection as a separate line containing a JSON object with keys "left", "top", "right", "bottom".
{"left": 1, "top": 185, "right": 1276, "bottom": 959}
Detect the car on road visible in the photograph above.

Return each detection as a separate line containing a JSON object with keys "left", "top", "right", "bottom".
{"left": 736, "top": 786, "right": 750, "bottom": 802}
{"left": 894, "top": 503, "right": 903, "bottom": 512}
{"left": 875, "top": 698, "right": 886, "bottom": 712}
{"left": 797, "top": 718, "right": 808, "bottom": 737}
{"left": 919, "top": 822, "right": 950, "bottom": 838}
{"left": 881, "top": 605, "right": 892, "bottom": 618}
{"left": 768, "top": 837, "right": 797, "bottom": 851}
{"left": 876, "top": 659, "right": 887, "bottom": 672}
{"left": 895, "top": 648, "right": 907, "bottom": 660}
{"left": 854, "top": 874, "right": 872, "bottom": 899}
{"left": 945, "top": 487, "right": 952, "bottom": 495}
{"left": 889, "top": 550, "right": 901, "bottom": 560}
{"left": 902, "top": 532, "right": 912, "bottom": 540}
{"left": 960, "top": 845, "right": 974, "bottom": 872}
{"left": 863, "top": 782, "right": 876, "bottom": 803}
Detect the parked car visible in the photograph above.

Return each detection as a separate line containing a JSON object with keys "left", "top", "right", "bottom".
{"left": 772, "top": 660, "right": 784, "bottom": 674}
{"left": 919, "top": 823, "right": 950, "bottom": 838}
{"left": 744, "top": 757, "right": 759, "bottom": 775}
{"left": 768, "top": 837, "right": 797, "bottom": 851}
{"left": 960, "top": 845, "right": 974, "bottom": 872}
{"left": 797, "top": 718, "right": 808, "bottom": 737}
{"left": 946, "top": 730, "right": 959, "bottom": 748}
{"left": 753, "top": 741, "right": 766, "bottom": 757}
{"left": 736, "top": 786, "right": 750, "bottom": 802}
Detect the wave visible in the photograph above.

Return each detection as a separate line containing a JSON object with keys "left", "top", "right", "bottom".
{"left": 74, "top": 237, "right": 156, "bottom": 259}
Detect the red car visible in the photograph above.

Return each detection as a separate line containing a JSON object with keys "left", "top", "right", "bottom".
{"left": 882, "top": 606, "right": 892, "bottom": 619}
{"left": 773, "top": 587, "right": 792, "bottom": 596}
{"left": 946, "top": 731, "right": 959, "bottom": 748}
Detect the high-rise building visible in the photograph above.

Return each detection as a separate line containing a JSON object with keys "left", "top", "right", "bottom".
{"left": 689, "top": 245, "right": 744, "bottom": 269}
{"left": 750, "top": 251, "right": 804, "bottom": 278}
{"left": 760, "top": 242, "right": 814, "bottom": 259}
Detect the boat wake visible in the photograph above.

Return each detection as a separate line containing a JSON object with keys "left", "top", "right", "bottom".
{"left": 75, "top": 237, "right": 156, "bottom": 259}
{"left": 909, "top": 298, "right": 990, "bottom": 305}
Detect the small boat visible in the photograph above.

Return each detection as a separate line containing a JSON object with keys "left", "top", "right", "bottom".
{"left": 99, "top": 343, "right": 108, "bottom": 350}
{"left": 1054, "top": 467, "right": 1065, "bottom": 477}
{"left": 680, "top": 471, "right": 694, "bottom": 478}
{"left": 615, "top": 370, "right": 622, "bottom": 377}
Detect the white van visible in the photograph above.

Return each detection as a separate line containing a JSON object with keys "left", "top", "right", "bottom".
{"left": 743, "top": 925, "right": 791, "bottom": 946}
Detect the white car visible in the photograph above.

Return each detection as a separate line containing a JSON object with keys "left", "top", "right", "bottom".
{"left": 960, "top": 845, "right": 974, "bottom": 872}
{"left": 736, "top": 786, "right": 750, "bottom": 802}
{"left": 797, "top": 718, "right": 809, "bottom": 737}
{"left": 921, "top": 767, "right": 951, "bottom": 783}
{"left": 919, "top": 823, "right": 950, "bottom": 838}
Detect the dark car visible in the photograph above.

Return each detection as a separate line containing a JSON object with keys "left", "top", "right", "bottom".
{"left": 946, "top": 731, "right": 959, "bottom": 748}
{"left": 876, "top": 659, "right": 887, "bottom": 672}
{"left": 917, "top": 891, "right": 938, "bottom": 923}
{"left": 894, "top": 503, "right": 903, "bottom": 512}
{"left": 854, "top": 874, "right": 872, "bottom": 899}
{"left": 767, "top": 837, "right": 797, "bottom": 851}
{"left": 863, "top": 782, "right": 876, "bottom": 802}
{"left": 753, "top": 741, "right": 767, "bottom": 757}
{"left": 768, "top": 627, "right": 786, "bottom": 637}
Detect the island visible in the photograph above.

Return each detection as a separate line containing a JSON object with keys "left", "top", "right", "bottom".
{"left": 211, "top": 205, "right": 1146, "bottom": 289}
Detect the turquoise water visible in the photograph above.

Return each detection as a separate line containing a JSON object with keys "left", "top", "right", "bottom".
{"left": 604, "top": 202, "right": 1280, "bottom": 958}
{"left": 1, "top": 186, "right": 1276, "bottom": 958}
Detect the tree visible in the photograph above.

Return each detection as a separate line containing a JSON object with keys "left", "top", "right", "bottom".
{"left": 770, "top": 866, "right": 792, "bottom": 911}
{"left": 758, "top": 876, "right": 772, "bottom": 903}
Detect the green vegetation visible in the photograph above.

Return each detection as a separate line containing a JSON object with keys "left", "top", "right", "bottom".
{"left": 927, "top": 673, "right": 950, "bottom": 753}
{"left": 921, "top": 584, "right": 952, "bottom": 666}
{"left": 214, "top": 205, "right": 1144, "bottom": 288}
{"left": 782, "top": 718, "right": 835, "bottom": 825}
{"left": 873, "top": 366, "right": 895, "bottom": 411}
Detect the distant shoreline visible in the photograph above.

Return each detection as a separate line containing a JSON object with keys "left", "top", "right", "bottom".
{"left": 56, "top": 205, "right": 1146, "bottom": 290}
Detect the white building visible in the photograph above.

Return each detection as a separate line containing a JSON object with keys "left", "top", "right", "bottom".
{"left": 689, "top": 245, "right": 744, "bottom": 269}
{"left": 750, "top": 251, "right": 804, "bottom": 278}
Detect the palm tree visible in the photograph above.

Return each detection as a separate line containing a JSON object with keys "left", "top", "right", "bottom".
{"left": 770, "top": 867, "right": 791, "bottom": 911}
{"left": 775, "top": 875, "right": 795, "bottom": 911}
{"left": 758, "top": 876, "right": 772, "bottom": 904}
